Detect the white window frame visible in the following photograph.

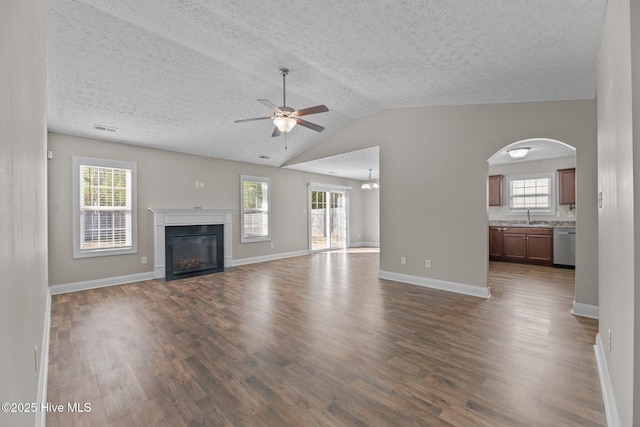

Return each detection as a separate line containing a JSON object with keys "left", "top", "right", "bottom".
{"left": 241, "top": 175, "right": 271, "bottom": 243}
{"left": 72, "top": 156, "right": 138, "bottom": 258}
{"left": 506, "top": 172, "right": 556, "bottom": 216}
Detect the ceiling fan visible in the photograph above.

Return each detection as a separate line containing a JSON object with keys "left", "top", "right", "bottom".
{"left": 235, "top": 68, "right": 329, "bottom": 137}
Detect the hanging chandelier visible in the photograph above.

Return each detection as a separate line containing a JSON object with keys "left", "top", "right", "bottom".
{"left": 361, "top": 169, "right": 379, "bottom": 190}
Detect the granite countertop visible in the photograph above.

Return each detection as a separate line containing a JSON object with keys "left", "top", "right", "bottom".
{"left": 489, "top": 220, "right": 576, "bottom": 229}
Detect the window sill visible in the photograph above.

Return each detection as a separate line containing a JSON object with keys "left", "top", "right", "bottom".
{"left": 73, "top": 246, "right": 137, "bottom": 259}
{"left": 241, "top": 237, "right": 271, "bottom": 244}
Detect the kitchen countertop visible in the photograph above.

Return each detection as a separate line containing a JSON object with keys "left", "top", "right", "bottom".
{"left": 489, "top": 220, "right": 576, "bottom": 229}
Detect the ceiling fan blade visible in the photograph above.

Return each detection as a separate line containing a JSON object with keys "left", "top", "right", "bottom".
{"left": 295, "top": 118, "right": 325, "bottom": 132}
{"left": 234, "top": 116, "right": 272, "bottom": 123}
{"left": 294, "top": 105, "right": 329, "bottom": 117}
{"left": 271, "top": 127, "right": 281, "bottom": 137}
{"left": 258, "top": 99, "right": 282, "bottom": 113}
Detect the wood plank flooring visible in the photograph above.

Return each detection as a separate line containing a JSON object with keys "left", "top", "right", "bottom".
{"left": 46, "top": 250, "right": 605, "bottom": 426}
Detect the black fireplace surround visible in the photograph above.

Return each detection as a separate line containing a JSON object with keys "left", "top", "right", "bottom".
{"left": 164, "top": 224, "right": 224, "bottom": 281}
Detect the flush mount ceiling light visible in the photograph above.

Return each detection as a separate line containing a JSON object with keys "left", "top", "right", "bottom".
{"left": 508, "top": 147, "right": 530, "bottom": 158}
{"left": 361, "top": 169, "right": 380, "bottom": 190}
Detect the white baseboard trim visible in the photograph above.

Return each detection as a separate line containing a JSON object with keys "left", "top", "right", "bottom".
{"left": 350, "top": 241, "right": 380, "bottom": 248}
{"left": 378, "top": 270, "right": 490, "bottom": 298}
{"left": 572, "top": 301, "right": 599, "bottom": 319}
{"left": 50, "top": 272, "right": 155, "bottom": 295}
{"left": 594, "top": 333, "right": 620, "bottom": 427}
{"left": 35, "top": 290, "right": 51, "bottom": 427}
{"left": 231, "top": 250, "right": 310, "bottom": 267}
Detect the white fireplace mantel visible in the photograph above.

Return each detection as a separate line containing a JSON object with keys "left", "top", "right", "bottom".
{"left": 148, "top": 208, "right": 233, "bottom": 279}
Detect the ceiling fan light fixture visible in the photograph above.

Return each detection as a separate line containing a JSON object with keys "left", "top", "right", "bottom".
{"left": 273, "top": 116, "right": 297, "bottom": 133}
{"left": 508, "top": 147, "right": 530, "bottom": 158}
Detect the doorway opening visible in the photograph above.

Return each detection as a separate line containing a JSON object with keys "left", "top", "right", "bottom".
{"left": 487, "top": 138, "right": 578, "bottom": 301}
{"left": 309, "top": 186, "right": 348, "bottom": 252}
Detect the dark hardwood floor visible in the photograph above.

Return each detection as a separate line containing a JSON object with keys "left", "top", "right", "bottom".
{"left": 46, "top": 250, "right": 605, "bottom": 426}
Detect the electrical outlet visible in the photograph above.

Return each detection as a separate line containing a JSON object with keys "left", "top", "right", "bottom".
{"left": 607, "top": 329, "right": 612, "bottom": 352}
{"left": 270, "top": 243, "right": 274, "bottom": 249}
{"left": 401, "top": 257, "right": 407, "bottom": 265}
{"left": 194, "top": 181, "right": 199, "bottom": 188}
{"left": 426, "top": 259, "right": 432, "bottom": 268}
{"left": 141, "top": 256, "right": 147, "bottom": 265}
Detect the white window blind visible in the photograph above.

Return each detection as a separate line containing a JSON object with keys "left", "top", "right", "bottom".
{"left": 73, "top": 156, "right": 137, "bottom": 258}
{"left": 507, "top": 173, "right": 555, "bottom": 215}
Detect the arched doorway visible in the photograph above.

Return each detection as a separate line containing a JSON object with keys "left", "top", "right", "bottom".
{"left": 487, "top": 138, "right": 578, "bottom": 302}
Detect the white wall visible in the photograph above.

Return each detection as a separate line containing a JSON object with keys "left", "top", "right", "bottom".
{"left": 47, "top": 133, "right": 369, "bottom": 286}
{"left": 596, "top": 0, "right": 638, "bottom": 424}
{"left": 0, "top": 1, "right": 49, "bottom": 426}
{"left": 488, "top": 156, "right": 577, "bottom": 222}
{"left": 287, "top": 100, "right": 598, "bottom": 304}
{"left": 356, "top": 188, "right": 380, "bottom": 246}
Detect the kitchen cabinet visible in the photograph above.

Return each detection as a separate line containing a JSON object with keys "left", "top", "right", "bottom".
{"left": 488, "top": 175, "right": 503, "bottom": 206}
{"left": 557, "top": 168, "right": 576, "bottom": 205}
{"left": 489, "top": 226, "right": 504, "bottom": 260}
{"left": 489, "top": 226, "right": 553, "bottom": 266}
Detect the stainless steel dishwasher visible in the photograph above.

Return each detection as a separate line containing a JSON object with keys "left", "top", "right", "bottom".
{"left": 553, "top": 228, "right": 576, "bottom": 268}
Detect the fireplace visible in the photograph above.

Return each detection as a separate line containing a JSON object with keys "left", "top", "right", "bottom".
{"left": 164, "top": 224, "right": 224, "bottom": 280}
{"left": 149, "top": 208, "right": 232, "bottom": 280}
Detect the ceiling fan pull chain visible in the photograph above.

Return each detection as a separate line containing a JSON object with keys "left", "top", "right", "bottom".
{"left": 284, "top": 133, "right": 288, "bottom": 150}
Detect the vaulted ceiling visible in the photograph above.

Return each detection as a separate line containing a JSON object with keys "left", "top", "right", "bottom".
{"left": 45, "top": 0, "right": 607, "bottom": 178}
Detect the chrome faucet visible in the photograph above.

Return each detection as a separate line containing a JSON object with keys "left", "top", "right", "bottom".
{"left": 527, "top": 209, "right": 531, "bottom": 225}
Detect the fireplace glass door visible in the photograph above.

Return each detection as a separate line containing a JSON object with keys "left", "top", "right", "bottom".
{"left": 165, "top": 224, "right": 224, "bottom": 280}
{"left": 172, "top": 234, "right": 218, "bottom": 275}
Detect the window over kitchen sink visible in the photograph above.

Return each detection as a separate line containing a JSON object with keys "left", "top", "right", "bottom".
{"left": 506, "top": 172, "right": 555, "bottom": 216}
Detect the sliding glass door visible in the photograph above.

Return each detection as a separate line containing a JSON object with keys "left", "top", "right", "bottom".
{"left": 310, "top": 188, "right": 347, "bottom": 251}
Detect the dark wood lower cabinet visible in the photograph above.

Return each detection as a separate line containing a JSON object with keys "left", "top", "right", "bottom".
{"left": 489, "top": 226, "right": 504, "bottom": 260}
{"left": 490, "top": 226, "right": 553, "bottom": 266}
{"left": 503, "top": 229, "right": 527, "bottom": 260}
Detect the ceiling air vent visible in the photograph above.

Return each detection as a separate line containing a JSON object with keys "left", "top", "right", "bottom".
{"left": 93, "top": 124, "right": 117, "bottom": 133}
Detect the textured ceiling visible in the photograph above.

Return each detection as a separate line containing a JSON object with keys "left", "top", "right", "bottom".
{"left": 284, "top": 146, "right": 380, "bottom": 181}
{"left": 45, "top": 0, "right": 606, "bottom": 178}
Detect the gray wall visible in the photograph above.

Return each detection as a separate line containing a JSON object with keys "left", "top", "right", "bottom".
{"left": 47, "top": 133, "right": 370, "bottom": 286}
{"left": 0, "top": 1, "right": 49, "bottom": 426}
{"left": 597, "top": 0, "right": 638, "bottom": 424}
{"left": 287, "top": 100, "right": 599, "bottom": 304}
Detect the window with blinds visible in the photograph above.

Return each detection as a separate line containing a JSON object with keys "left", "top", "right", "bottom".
{"left": 73, "top": 156, "right": 137, "bottom": 258}
{"left": 241, "top": 175, "right": 270, "bottom": 242}
{"left": 507, "top": 173, "right": 555, "bottom": 215}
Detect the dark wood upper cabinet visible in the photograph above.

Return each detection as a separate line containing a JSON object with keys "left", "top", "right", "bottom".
{"left": 558, "top": 168, "right": 576, "bottom": 205}
{"left": 488, "top": 175, "right": 503, "bottom": 206}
